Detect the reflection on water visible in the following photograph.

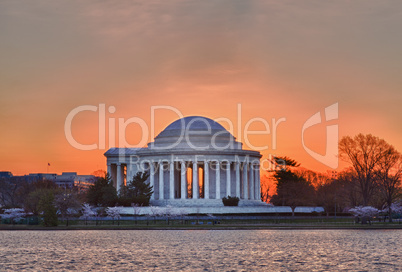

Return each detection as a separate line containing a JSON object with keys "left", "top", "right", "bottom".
{"left": 0, "top": 230, "right": 400, "bottom": 271}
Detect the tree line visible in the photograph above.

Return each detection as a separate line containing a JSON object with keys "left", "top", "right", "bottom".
{"left": 0, "top": 172, "right": 153, "bottom": 226}
{"left": 269, "top": 134, "right": 402, "bottom": 221}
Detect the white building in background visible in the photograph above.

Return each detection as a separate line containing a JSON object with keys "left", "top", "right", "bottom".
{"left": 104, "top": 116, "right": 264, "bottom": 207}
{"left": 22, "top": 172, "right": 95, "bottom": 190}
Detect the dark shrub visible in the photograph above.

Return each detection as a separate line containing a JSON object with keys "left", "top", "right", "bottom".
{"left": 222, "top": 196, "right": 240, "bottom": 206}
{"left": 118, "top": 172, "right": 153, "bottom": 206}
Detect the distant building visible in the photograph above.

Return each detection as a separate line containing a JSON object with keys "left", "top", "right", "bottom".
{"left": 27, "top": 173, "right": 57, "bottom": 182}
{"left": 1, "top": 171, "right": 95, "bottom": 190}
{"left": 74, "top": 176, "right": 97, "bottom": 193}
{"left": 0, "top": 171, "right": 13, "bottom": 178}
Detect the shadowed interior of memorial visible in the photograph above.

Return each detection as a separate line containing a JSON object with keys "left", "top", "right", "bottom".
{"left": 105, "top": 116, "right": 266, "bottom": 207}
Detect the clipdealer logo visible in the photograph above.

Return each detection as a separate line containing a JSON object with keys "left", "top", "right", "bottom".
{"left": 64, "top": 103, "right": 339, "bottom": 169}
{"left": 302, "top": 103, "right": 339, "bottom": 169}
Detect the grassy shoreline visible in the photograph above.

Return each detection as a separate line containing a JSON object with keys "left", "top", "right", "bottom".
{"left": 1, "top": 222, "right": 402, "bottom": 231}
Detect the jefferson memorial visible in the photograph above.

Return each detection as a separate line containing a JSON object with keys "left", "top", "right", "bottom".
{"left": 104, "top": 116, "right": 264, "bottom": 207}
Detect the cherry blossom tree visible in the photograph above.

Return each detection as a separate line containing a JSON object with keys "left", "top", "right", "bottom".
{"left": 150, "top": 206, "right": 162, "bottom": 224}
{"left": 349, "top": 206, "right": 379, "bottom": 224}
{"left": 382, "top": 202, "right": 402, "bottom": 222}
{"left": 106, "top": 207, "right": 122, "bottom": 225}
{"left": 132, "top": 204, "right": 142, "bottom": 225}
{"left": 0, "top": 208, "right": 26, "bottom": 224}
{"left": 391, "top": 202, "right": 402, "bottom": 214}
{"left": 81, "top": 203, "right": 96, "bottom": 225}
{"left": 163, "top": 205, "right": 179, "bottom": 225}
{"left": 170, "top": 207, "right": 187, "bottom": 224}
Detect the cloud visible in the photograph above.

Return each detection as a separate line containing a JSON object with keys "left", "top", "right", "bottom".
{"left": 1, "top": 0, "right": 402, "bottom": 174}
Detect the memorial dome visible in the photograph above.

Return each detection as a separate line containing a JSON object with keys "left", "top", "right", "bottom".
{"left": 151, "top": 116, "right": 240, "bottom": 150}
{"left": 156, "top": 116, "right": 229, "bottom": 137}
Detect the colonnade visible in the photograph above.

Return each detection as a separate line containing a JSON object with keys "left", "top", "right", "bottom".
{"left": 108, "top": 159, "right": 261, "bottom": 201}
{"left": 107, "top": 163, "right": 126, "bottom": 192}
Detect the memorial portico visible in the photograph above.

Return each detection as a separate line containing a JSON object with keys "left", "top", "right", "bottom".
{"left": 105, "top": 116, "right": 263, "bottom": 206}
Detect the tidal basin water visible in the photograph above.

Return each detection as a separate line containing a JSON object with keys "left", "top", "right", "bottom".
{"left": 0, "top": 230, "right": 400, "bottom": 271}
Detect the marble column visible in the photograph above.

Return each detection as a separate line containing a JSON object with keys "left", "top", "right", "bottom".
{"left": 125, "top": 164, "right": 131, "bottom": 184}
{"left": 204, "top": 161, "right": 209, "bottom": 199}
{"left": 180, "top": 161, "right": 186, "bottom": 199}
{"left": 111, "top": 164, "right": 117, "bottom": 188}
{"left": 107, "top": 163, "right": 112, "bottom": 177}
{"left": 159, "top": 163, "right": 164, "bottom": 200}
{"left": 116, "top": 163, "right": 122, "bottom": 193}
{"left": 256, "top": 166, "right": 260, "bottom": 200}
{"left": 192, "top": 161, "right": 198, "bottom": 199}
{"left": 250, "top": 163, "right": 254, "bottom": 200}
{"left": 169, "top": 162, "right": 174, "bottom": 199}
{"left": 150, "top": 162, "right": 155, "bottom": 200}
{"left": 215, "top": 161, "right": 220, "bottom": 199}
{"left": 226, "top": 162, "right": 231, "bottom": 197}
{"left": 235, "top": 162, "right": 240, "bottom": 198}
{"left": 243, "top": 162, "right": 248, "bottom": 199}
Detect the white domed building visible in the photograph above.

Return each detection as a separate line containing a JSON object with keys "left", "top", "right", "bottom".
{"left": 105, "top": 116, "right": 264, "bottom": 208}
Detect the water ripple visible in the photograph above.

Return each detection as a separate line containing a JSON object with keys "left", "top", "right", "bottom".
{"left": 0, "top": 229, "right": 400, "bottom": 271}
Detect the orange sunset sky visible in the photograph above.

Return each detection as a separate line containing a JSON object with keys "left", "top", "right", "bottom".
{"left": 1, "top": 1, "right": 401, "bottom": 176}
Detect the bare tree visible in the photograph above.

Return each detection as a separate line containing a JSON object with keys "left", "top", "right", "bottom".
{"left": 295, "top": 168, "right": 331, "bottom": 188}
{"left": 339, "top": 134, "right": 399, "bottom": 206}
{"left": 376, "top": 152, "right": 402, "bottom": 222}
{"left": 54, "top": 191, "right": 81, "bottom": 226}
{"left": 0, "top": 178, "right": 27, "bottom": 207}
{"left": 260, "top": 180, "right": 270, "bottom": 203}
{"left": 340, "top": 169, "right": 361, "bottom": 208}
